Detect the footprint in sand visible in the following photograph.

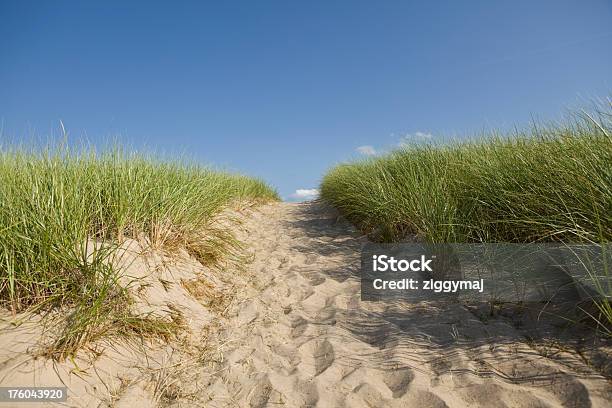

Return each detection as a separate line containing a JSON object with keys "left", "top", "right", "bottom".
{"left": 498, "top": 360, "right": 593, "bottom": 407}
{"left": 349, "top": 383, "right": 389, "bottom": 407}
{"left": 286, "top": 314, "right": 309, "bottom": 338}
{"left": 409, "top": 390, "right": 449, "bottom": 408}
{"left": 430, "top": 358, "right": 452, "bottom": 377}
{"left": 288, "top": 378, "right": 319, "bottom": 407}
{"left": 305, "top": 254, "right": 318, "bottom": 265}
{"left": 313, "top": 303, "right": 337, "bottom": 325}
{"left": 299, "top": 338, "right": 335, "bottom": 377}
{"left": 459, "top": 382, "right": 552, "bottom": 408}
{"left": 546, "top": 375, "right": 592, "bottom": 408}
{"left": 248, "top": 375, "right": 274, "bottom": 408}
{"left": 382, "top": 367, "right": 415, "bottom": 398}
{"left": 292, "top": 265, "right": 327, "bottom": 286}
{"left": 294, "top": 284, "right": 315, "bottom": 301}
{"left": 313, "top": 339, "right": 335, "bottom": 375}
{"left": 299, "top": 270, "right": 327, "bottom": 286}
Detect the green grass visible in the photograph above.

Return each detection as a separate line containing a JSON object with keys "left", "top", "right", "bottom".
{"left": 0, "top": 145, "right": 278, "bottom": 358}
{"left": 321, "top": 108, "right": 611, "bottom": 244}
{"left": 321, "top": 104, "right": 611, "bottom": 331}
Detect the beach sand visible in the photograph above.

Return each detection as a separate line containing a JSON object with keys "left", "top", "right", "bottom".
{"left": 0, "top": 202, "right": 610, "bottom": 407}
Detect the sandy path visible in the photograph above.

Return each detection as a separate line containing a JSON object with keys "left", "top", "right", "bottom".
{"left": 203, "top": 202, "right": 611, "bottom": 408}
{"left": 0, "top": 202, "right": 609, "bottom": 407}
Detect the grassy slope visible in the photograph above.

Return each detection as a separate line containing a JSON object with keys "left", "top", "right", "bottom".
{"left": 321, "top": 106, "right": 611, "bottom": 332}
{"left": 0, "top": 147, "right": 278, "bottom": 358}
{"left": 321, "top": 110, "right": 611, "bottom": 244}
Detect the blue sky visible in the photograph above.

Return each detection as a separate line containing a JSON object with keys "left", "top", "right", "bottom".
{"left": 1, "top": 1, "right": 611, "bottom": 200}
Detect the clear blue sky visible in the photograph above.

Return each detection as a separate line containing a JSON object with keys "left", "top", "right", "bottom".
{"left": 1, "top": 1, "right": 611, "bottom": 200}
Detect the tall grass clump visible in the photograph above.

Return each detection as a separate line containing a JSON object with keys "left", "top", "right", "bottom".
{"left": 321, "top": 104, "right": 611, "bottom": 331}
{"left": 0, "top": 145, "right": 278, "bottom": 358}
{"left": 321, "top": 106, "right": 611, "bottom": 244}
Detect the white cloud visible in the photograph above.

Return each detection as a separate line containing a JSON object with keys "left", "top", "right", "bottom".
{"left": 414, "top": 131, "right": 433, "bottom": 139}
{"left": 356, "top": 145, "right": 377, "bottom": 156}
{"left": 290, "top": 188, "right": 319, "bottom": 201}
{"left": 351, "top": 131, "right": 433, "bottom": 158}
{"left": 398, "top": 131, "right": 433, "bottom": 147}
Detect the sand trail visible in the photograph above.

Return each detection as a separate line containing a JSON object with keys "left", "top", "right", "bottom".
{"left": 0, "top": 201, "right": 610, "bottom": 407}
{"left": 199, "top": 202, "right": 611, "bottom": 407}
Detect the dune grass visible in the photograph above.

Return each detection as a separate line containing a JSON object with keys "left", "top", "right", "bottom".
{"left": 321, "top": 105, "right": 611, "bottom": 331}
{"left": 0, "top": 145, "right": 278, "bottom": 358}
{"left": 321, "top": 108, "right": 611, "bottom": 244}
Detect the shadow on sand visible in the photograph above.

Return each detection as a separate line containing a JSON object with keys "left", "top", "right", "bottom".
{"left": 285, "top": 201, "right": 611, "bottom": 384}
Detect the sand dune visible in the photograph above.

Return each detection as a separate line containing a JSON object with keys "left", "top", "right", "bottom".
{"left": 0, "top": 202, "right": 610, "bottom": 407}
